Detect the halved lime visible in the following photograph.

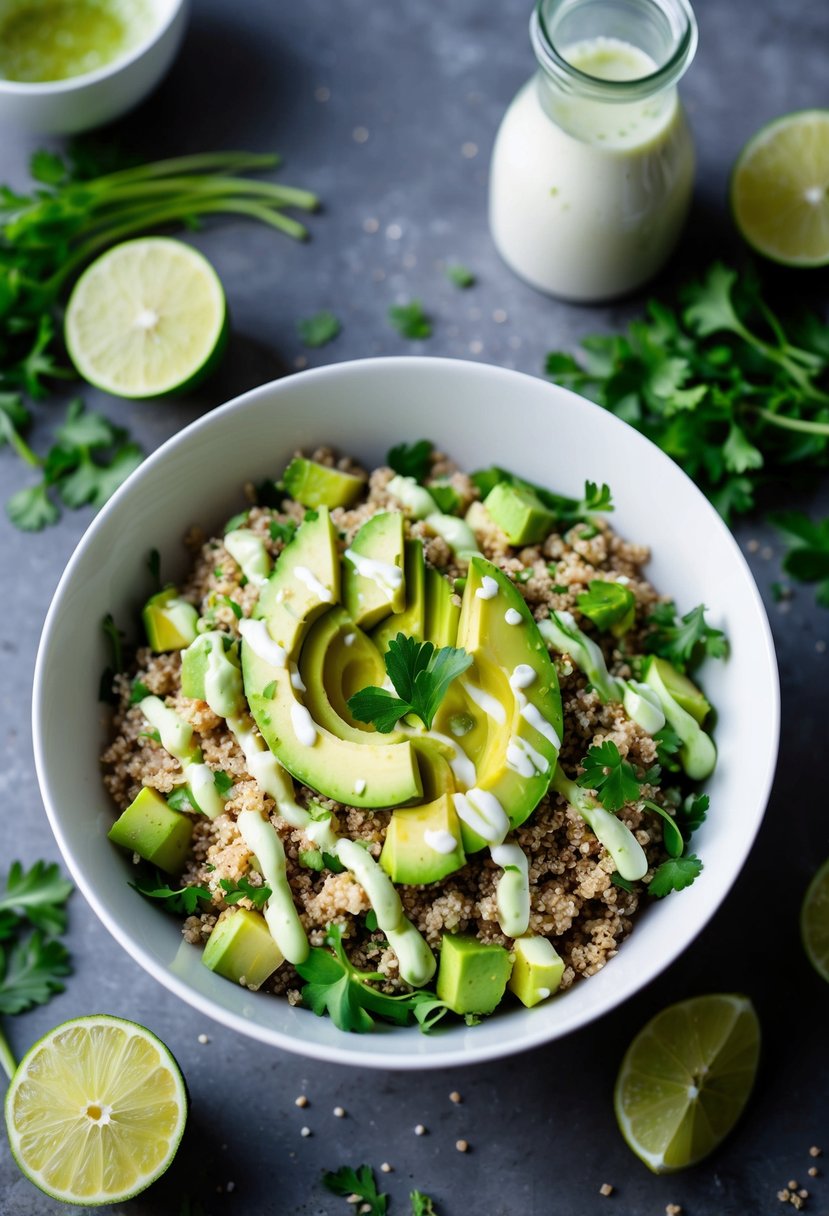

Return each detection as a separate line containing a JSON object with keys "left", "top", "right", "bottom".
{"left": 4, "top": 1014, "right": 187, "bottom": 1206}
{"left": 614, "top": 994, "right": 760, "bottom": 1173}
{"left": 65, "top": 236, "right": 228, "bottom": 398}
{"left": 801, "top": 856, "right": 829, "bottom": 983}
{"left": 731, "top": 109, "right": 829, "bottom": 266}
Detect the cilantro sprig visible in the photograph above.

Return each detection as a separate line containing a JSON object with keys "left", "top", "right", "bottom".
{"left": 645, "top": 601, "right": 728, "bottom": 672}
{"left": 323, "top": 1165, "right": 388, "bottom": 1215}
{"left": 387, "top": 439, "right": 433, "bottom": 482}
{"left": 219, "top": 876, "right": 271, "bottom": 909}
{"left": 648, "top": 853, "right": 703, "bottom": 897}
{"left": 577, "top": 740, "right": 653, "bottom": 812}
{"left": 297, "top": 310, "right": 341, "bottom": 348}
{"left": 129, "top": 869, "right": 213, "bottom": 916}
{"left": 773, "top": 510, "right": 829, "bottom": 607}
{"left": 347, "top": 633, "right": 472, "bottom": 733}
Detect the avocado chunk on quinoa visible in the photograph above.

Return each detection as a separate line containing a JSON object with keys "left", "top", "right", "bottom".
{"left": 181, "top": 631, "right": 244, "bottom": 717}
{"left": 643, "top": 656, "right": 716, "bottom": 780}
{"left": 380, "top": 793, "right": 466, "bottom": 885}
{"left": 436, "top": 934, "right": 513, "bottom": 1015}
{"left": 508, "top": 935, "right": 564, "bottom": 1007}
{"left": 282, "top": 456, "right": 365, "bottom": 509}
{"left": 646, "top": 655, "right": 711, "bottom": 724}
{"left": 108, "top": 786, "right": 192, "bottom": 874}
{"left": 483, "top": 481, "right": 556, "bottom": 546}
{"left": 202, "top": 907, "right": 284, "bottom": 989}
{"left": 343, "top": 511, "right": 406, "bottom": 629}
{"left": 142, "top": 587, "right": 198, "bottom": 652}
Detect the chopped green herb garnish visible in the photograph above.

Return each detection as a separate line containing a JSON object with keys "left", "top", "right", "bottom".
{"left": 129, "top": 870, "right": 212, "bottom": 916}
{"left": 219, "top": 595, "right": 243, "bottom": 620}
{"left": 347, "top": 633, "right": 472, "bottom": 733}
{"left": 611, "top": 872, "right": 635, "bottom": 893}
{"left": 388, "top": 300, "right": 432, "bottom": 340}
{"left": 411, "top": 1192, "right": 440, "bottom": 1215}
{"left": 298, "top": 849, "right": 324, "bottom": 872}
{"left": 297, "top": 310, "right": 342, "bottom": 348}
{"left": 428, "top": 480, "right": 461, "bottom": 514}
{"left": 645, "top": 602, "right": 728, "bottom": 672}
{"left": 218, "top": 877, "right": 271, "bottom": 909}
{"left": 446, "top": 264, "right": 475, "bottom": 289}
{"left": 654, "top": 724, "right": 682, "bottom": 768}
{"left": 773, "top": 511, "right": 829, "bottom": 607}
{"left": 365, "top": 909, "right": 379, "bottom": 932}
{"left": 387, "top": 439, "right": 433, "bottom": 481}
{"left": 269, "top": 518, "right": 298, "bottom": 545}
{"left": 167, "top": 787, "right": 195, "bottom": 812}
{"left": 577, "top": 740, "right": 643, "bottom": 812}
{"left": 129, "top": 679, "right": 150, "bottom": 705}
{"left": 322, "top": 1164, "right": 388, "bottom": 1215}
{"left": 213, "top": 770, "right": 234, "bottom": 797}
{"left": 677, "top": 792, "right": 709, "bottom": 837}
{"left": 648, "top": 853, "right": 703, "bottom": 897}
{"left": 304, "top": 509, "right": 319, "bottom": 522}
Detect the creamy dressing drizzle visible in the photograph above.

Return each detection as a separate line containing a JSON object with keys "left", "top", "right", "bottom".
{"left": 508, "top": 664, "right": 563, "bottom": 750}
{"left": 343, "top": 632, "right": 356, "bottom": 647}
{"left": 289, "top": 663, "right": 306, "bottom": 692}
{"left": 505, "top": 608, "right": 522, "bottom": 625}
{"left": 139, "top": 696, "right": 224, "bottom": 818}
{"left": 461, "top": 679, "right": 507, "bottom": 725}
{"left": 424, "top": 829, "right": 459, "bottom": 855}
{"left": 387, "top": 474, "right": 438, "bottom": 519}
{"left": 490, "top": 842, "right": 530, "bottom": 937}
{"left": 238, "top": 618, "right": 287, "bottom": 669}
{"left": 237, "top": 809, "right": 309, "bottom": 964}
{"left": 452, "top": 788, "right": 510, "bottom": 844}
{"left": 344, "top": 548, "right": 404, "bottom": 595}
{"left": 201, "top": 635, "right": 244, "bottom": 719}
{"left": 506, "top": 735, "right": 550, "bottom": 778}
{"left": 510, "top": 664, "right": 536, "bottom": 690}
{"left": 422, "top": 730, "right": 477, "bottom": 787}
{"left": 290, "top": 702, "right": 318, "bottom": 748}
{"left": 476, "top": 575, "right": 499, "bottom": 600}
{"left": 353, "top": 778, "right": 367, "bottom": 795}
{"left": 294, "top": 565, "right": 334, "bottom": 602}
{"left": 224, "top": 528, "right": 272, "bottom": 588}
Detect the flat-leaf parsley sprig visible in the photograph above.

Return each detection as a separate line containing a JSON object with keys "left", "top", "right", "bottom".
{"left": 348, "top": 633, "right": 472, "bottom": 733}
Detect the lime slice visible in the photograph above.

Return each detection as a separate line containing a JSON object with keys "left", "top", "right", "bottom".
{"left": 731, "top": 109, "right": 829, "bottom": 266}
{"left": 65, "top": 236, "right": 228, "bottom": 398}
{"left": 4, "top": 1014, "right": 187, "bottom": 1205}
{"left": 614, "top": 994, "right": 760, "bottom": 1173}
{"left": 801, "top": 856, "right": 829, "bottom": 983}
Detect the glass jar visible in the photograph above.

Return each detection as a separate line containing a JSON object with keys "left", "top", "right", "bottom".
{"left": 489, "top": 0, "right": 698, "bottom": 302}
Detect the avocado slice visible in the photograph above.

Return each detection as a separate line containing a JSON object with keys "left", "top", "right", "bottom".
{"left": 483, "top": 482, "right": 556, "bottom": 545}
{"left": 424, "top": 566, "right": 460, "bottom": 648}
{"left": 439, "top": 557, "right": 563, "bottom": 852}
{"left": 642, "top": 657, "right": 716, "bottom": 780}
{"left": 372, "top": 539, "right": 426, "bottom": 653}
{"left": 299, "top": 606, "right": 405, "bottom": 744}
{"left": 224, "top": 528, "right": 272, "bottom": 588}
{"left": 436, "top": 934, "right": 513, "bottom": 1015}
{"left": 508, "top": 935, "right": 564, "bottom": 1007}
{"left": 108, "top": 786, "right": 192, "bottom": 874}
{"left": 201, "top": 907, "right": 284, "bottom": 989}
{"left": 342, "top": 511, "right": 406, "bottom": 629}
{"left": 181, "top": 631, "right": 244, "bottom": 718}
{"left": 142, "top": 587, "right": 198, "bottom": 652}
{"left": 646, "top": 656, "right": 711, "bottom": 724}
{"left": 380, "top": 793, "right": 466, "bottom": 885}
{"left": 282, "top": 456, "right": 365, "bottom": 509}
{"left": 410, "top": 737, "right": 456, "bottom": 799}
{"left": 243, "top": 642, "right": 422, "bottom": 809}
{"left": 255, "top": 507, "right": 340, "bottom": 658}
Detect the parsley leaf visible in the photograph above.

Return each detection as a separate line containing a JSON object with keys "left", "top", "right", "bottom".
{"left": 269, "top": 518, "right": 298, "bottom": 545}
{"left": 446, "top": 264, "right": 475, "bottom": 288}
{"left": 323, "top": 1165, "right": 388, "bottom": 1215}
{"left": 387, "top": 439, "right": 433, "bottom": 481}
{"left": 129, "top": 870, "right": 213, "bottom": 916}
{"left": 577, "top": 740, "right": 642, "bottom": 812}
{"left": 411, "top": 1192, "right": 440, "bottom": 1215}
{"left": 297, "top": 924, "right": 419, "bottom": 1033}
{"left": 6, "top": 482, "right": 58, "bottom": 531}
{"left": 773, "top": 511, "right": 829, "bottom": 607}
{"left": 347, "top": 633, "right": 472, "bottom": 733}
{"left": 576, "top": 580, "right": 636, "bottom": 631}
{"left": 648, "top": 853, "right": 703, "bottom": 897}
{"left": 677, "top": 792, "right": 709, "bottom": 837}
{"left": 645, "top": 602, "right": 728, "bottom": 671}
{"left": 0, "top": 861, "right": 73, "bottom": 940}
{"left": 219, "top": 877, "right": 271, "bottom": 909}
{"left": 130, "top": 679, "right": 151, "bottom": 705}
{"left": 297, "top": 310, "right": 342, "bottom": 348}
{"left": 214, "top": 770, "right": 234, "bottom": 797}
{"left": 388, "top": 300, "right": 432, "bottom": 340}
{"left": 0, "top": 932, "right": 71, "bottom": 1016}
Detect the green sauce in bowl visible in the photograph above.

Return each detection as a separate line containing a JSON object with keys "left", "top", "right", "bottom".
{"left": 0, "top": 0, "right": 153, "bottom": 83}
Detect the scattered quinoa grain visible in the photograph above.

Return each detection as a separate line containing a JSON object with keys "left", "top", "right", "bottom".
{"left": 449, "top": 1090, "right": 462, "bottom": 1104}
{"left": 197, "top": 1033, "right": 209, "bottom": 1044}
{"left": 809, "top": 1146, "right": 822, "bottom": 1157}
{"left": 380, "top": 1163, "right": 393, "bottom": 1173}
{"left": 666, "top": 1206, "right": 682, "bottom": 1215}
{"left": 333, "top": 1105, "right": 346, "bottom": 1118}
{"left": 798, "top": 1190, "right": 809, "bottom": 1199}
{"left": 599, "top": 1183, "right": 614, "bottom": 1197}
{"left": 808, "top": 1167, "right": 819, "bottom": 1178}
{"left": 456, "top": 1139, "right": 469, "bottom": 1153}
{"left": 778, "top": 1190, "right": 791, "bottom": 1202}
{"left": 300, "top": 1126, "right": 312, "bottom": 1138}
{"left": 295, "top": 1095, "right": 308, "bottom": 1108}
{"left": 789, "top": 1180, "right": 799, "bottom": 1190}
{"left": 415, "top": 1123, "right": 427, "bottom": 1136}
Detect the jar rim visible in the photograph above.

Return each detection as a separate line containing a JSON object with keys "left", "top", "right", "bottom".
{"left": 531, "top": 0, "right": 698, "bottom": 102}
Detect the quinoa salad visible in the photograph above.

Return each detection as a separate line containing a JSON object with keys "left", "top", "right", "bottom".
{"left": 101, "top": 443, "right": 725, "bottom": 1033}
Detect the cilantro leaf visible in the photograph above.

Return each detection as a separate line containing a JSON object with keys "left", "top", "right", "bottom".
{"left": 577, "top": 740, "right": 642, "bottom": 812}
{"left": 654, "top": 724, "right": 682, "bottom": 768}
{"left": 323, "top": 1165, "right": 388, "bottom": 1215}
{"left": 219, "top": 877, "right": 271, "bottom": 909}
{"left": 677, "top": 792, "right": 709, "bottom": 837}
{"left": 641, "top": 800, "right": 684, "bottom": 858}
{"left": 6, "top": 482, "right": 58, "bottom": 531}
{"left": 269, "top": 518, "right": 298, "bottom": 545}
{"left": 645, "top": 602, "right": 728, "bottom": 671}
{"left": 576, "top": 580, "right": 635, "bottom": 631}
{"left": 387, "top": 439, "right": 433, "bottom": 481}
{"left": 446, "top": 264, "right": 475, "bottom": 288}
{"left": 0, "top": 931, "right": 71, "bottom": 1015}
{"left": 0, "top": 861, "right": 73, "bottom": 939}
{"left": 30, "top": 149, "right": 68, "bottom": 186}
{"left": 773, "top": 510, "right": 829, "bottom": 607}
{"left": 388, "top": 300, "right": 432, "bottom": 340}
{"left": 411, "top": 1192, "right": 440, "bottom": 1215}
{"left": 297, "top": 310, "right": 341, "bottom": 348}
{"left": 129, "top": 870, "right": 213, "bottom": 916}
{"left": 130, "top": 679, "right": 151, "bottom": 705}
{"left": 648, "top": 853, "right": 703, "bottom": 897}
{"left": 297, "top": 925, "right": 420, "bottom": 1033}
{"left": 167, "top": 786, "right": 195, "bottom": 812}
{"left": 347, "top": 633, "right": 472, "bottom": 733}
{"left": 214, "top": 770, "right": 234, "bottom": 797}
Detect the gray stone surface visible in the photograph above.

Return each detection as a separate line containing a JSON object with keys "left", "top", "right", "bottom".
{"left": 2, "top": 0, "right": 829, "bottom": 1212}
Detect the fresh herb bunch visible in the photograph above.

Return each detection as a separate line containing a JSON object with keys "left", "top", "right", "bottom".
{"left": 0, "top": 860, "right": 73, "bottom": 1079}
{"left": 348, "top": 633, "right": 473, "bottom": 733}
{"left": 545, "top": 262, "right": 829, "bottom": 520}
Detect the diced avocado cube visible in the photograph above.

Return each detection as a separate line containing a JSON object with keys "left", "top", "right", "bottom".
{"left": 108, "top": 786, "right": 192, "bottom": 874}
{"left": 380, "top": 794, "right": 466, "bottom": 885}
{"left": 142, "top": 587, "right": 199, "bottom": 652}
{"left": 436, "top": 934, "right": 513, "bottom": 1015}
{"left": 283, "top": 456, "right": 365, "bottom": 509}
{"left": 202, "top": 908, "right": 284, "bottom": 989}
{"left": 181, "top": 631, "right": 244, "bottom": 717}
{"left": 646, "top": 656, "right": 711, "bottom": 724}
{"left": 483, "top": 482, "right": 556, "bottom": 546}
{"left": 508, "top": 935, "right": 564, "bottom": 1007}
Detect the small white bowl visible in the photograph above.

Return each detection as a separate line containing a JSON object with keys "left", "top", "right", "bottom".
{"left": 32, "top": 357, "right": 779, "bottom": 1070}
{"left": 0, "top": 0, "right": 188, "bottom": 135}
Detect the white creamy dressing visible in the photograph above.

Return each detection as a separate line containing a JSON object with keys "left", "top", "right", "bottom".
{"left": 289, "top": 663, "right": 306, "bottom": 692}
{"left": 506, "top": 735, "right": 550, "bottom": 779}
{"left": 490, "top": 842, "right": 531, "bottom": 937}
{"left": 424, "top": 512, "right": 480, "bottom": 557}
{"left": 353, "top": 778, "right": 367, "bottom": 796}
{"left": 520, "top": 703, "right": 562, "bottom": 749}
{"left": 422, "top": 730, "right": 477, "bottom": 788}
{"left": 386, "top": 474, "right": 438, "bottom": 519}
{"left": 452, "top": 787, "right": 510, "bottom": 844}
{"left": 294, "top": 565, "right": 334, "bottom": 602}
{"left": 139, "top": 696, "right": 225, "bottom": 818}
{"left": 489, "top": 37, "right": 694, "bottom": 301}
{"left": 343, "top": 632, "right": 356, "bottom": 647}
{"left": 475, "top": 575, "right": 499, "bottom": 600}
{"left": 237, "top": 809, "right": 309, "bottom": 964}
{"left": 201, "top": 635, "right": 244, "bottom": 719}
{"left": 223, "top": 528, "right": 272, "bottom": 588}
{"left": 509, "top": 664, "right": 537, "bottom": 691}
{"left": 461, "top": 679, "right": 507, "bottom": 725}
{"left": 238, "top": 618, "right": 287, "bottom": 669}
{"left": 424, "top": 829, "right": 459, "bottom": 855}
{"left": 290, "top": 702, "right": 318, "bottom": 748}
{"left": 344, "top": 548, "right": 404, "bottom": 596}
{"left": 504, "top": 608, "right": 523, "bottom": 626}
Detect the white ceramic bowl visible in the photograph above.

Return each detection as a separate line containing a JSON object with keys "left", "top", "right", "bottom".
{"left": 0, "top": 0, "right": 188, "bottom": 135}
{"left": 33, "top": 357, "right": 779, "bottom": 1070}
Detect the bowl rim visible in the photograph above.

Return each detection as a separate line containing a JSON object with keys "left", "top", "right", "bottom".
{"left": 0, "top": 0, "right": 186, "bottom": 95}
{"left": 32, "top": 356, "right": 781, "bottom": 1069}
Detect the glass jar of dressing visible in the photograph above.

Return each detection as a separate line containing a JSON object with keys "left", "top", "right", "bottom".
{"left": 489, "top": 0, "right": 698, "bottom": 302}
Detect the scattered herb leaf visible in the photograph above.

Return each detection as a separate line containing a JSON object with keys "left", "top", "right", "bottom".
{"left": 322, "top": 1165, "right": 388, "bottom": 1215}
{"left": 648, "top": 853, "right": 703, "bottom": 897}
{"left": 388, "top": 300, "right": 432, "bottom": 340}
{"left": 0, "top": 861, "right": 73, "bottom": 941}
{"left": 129, "top": 870, "right": 212, "bottom": 916}
{"left": 446, "top": 264, "right": 475, "bottom": 289}
{"left": 297, "top": 310, "right": 342, "bottom": 348}
{"left": 269, "top": 518, "right": 298, "bottom": 545}
{"left": 219, "top": 877, "right": 271, "bottom": 909}
{"left": 387, "top": 439, "right": 433, "bottom": 482}
{"left": 577, "top": 740, "right": 643, "bottom": 812}
{"left": 645, "top": 602, "right": 728, "bottom": 672}
{"left": 348, "top": 633, "right": 472, "bottom": 733}
{"left": 772, "top": 511, "right": 829, "bottom": 607}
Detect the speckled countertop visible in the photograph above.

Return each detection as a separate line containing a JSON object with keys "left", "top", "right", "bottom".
{"left": 2, "top": 1, "right": 828, "bottom": 1213}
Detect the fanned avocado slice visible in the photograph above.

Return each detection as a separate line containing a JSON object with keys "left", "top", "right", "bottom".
{"left": 381, "top": 793, "right": 466, "bottom": 885}
{"left": 372, "top": 539, "right": 426, "bottom": 653}
{"left": 424, "top": 565, "right": 460, "bottom": 647}
{"left": 342, "top": 511, "right": 406, "bottom": 629}
{"left": 255, "top": 507, "right": 340, "bottom": 659}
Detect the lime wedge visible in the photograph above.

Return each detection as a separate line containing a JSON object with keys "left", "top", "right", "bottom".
{"left": 4, "top": 1014, "right": 187, "bottom": 1205}
{"left": 614, "top": 994, "right": 760, "bottom": 1173}
{"left": 731, "top": 109, "right": 829, "bottom": 266}
{"left": 801, "top": 856, "right": 829, "bottom": 983}
{"left": 65, "top": 236, "right": 228, "bottom": 398}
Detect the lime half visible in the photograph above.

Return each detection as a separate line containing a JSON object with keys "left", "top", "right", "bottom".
{"left": 614, "top": 994, "right": 760, "bottom": 1174}
{"left": 65, "top": 236, "right": 228, "bottom": 398}
{"left": 802, "top": 856, "right": 829, "bottom": 983}
{"left": 731, "top": 109, "right": 829, "bottom": 266}
{"left": 4, "top": 1014, "right": 187, "bottom": 1206}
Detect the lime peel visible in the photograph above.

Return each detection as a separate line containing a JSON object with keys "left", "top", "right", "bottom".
{"left": 801, "top": 855, "right": 829, "bottom": 983}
